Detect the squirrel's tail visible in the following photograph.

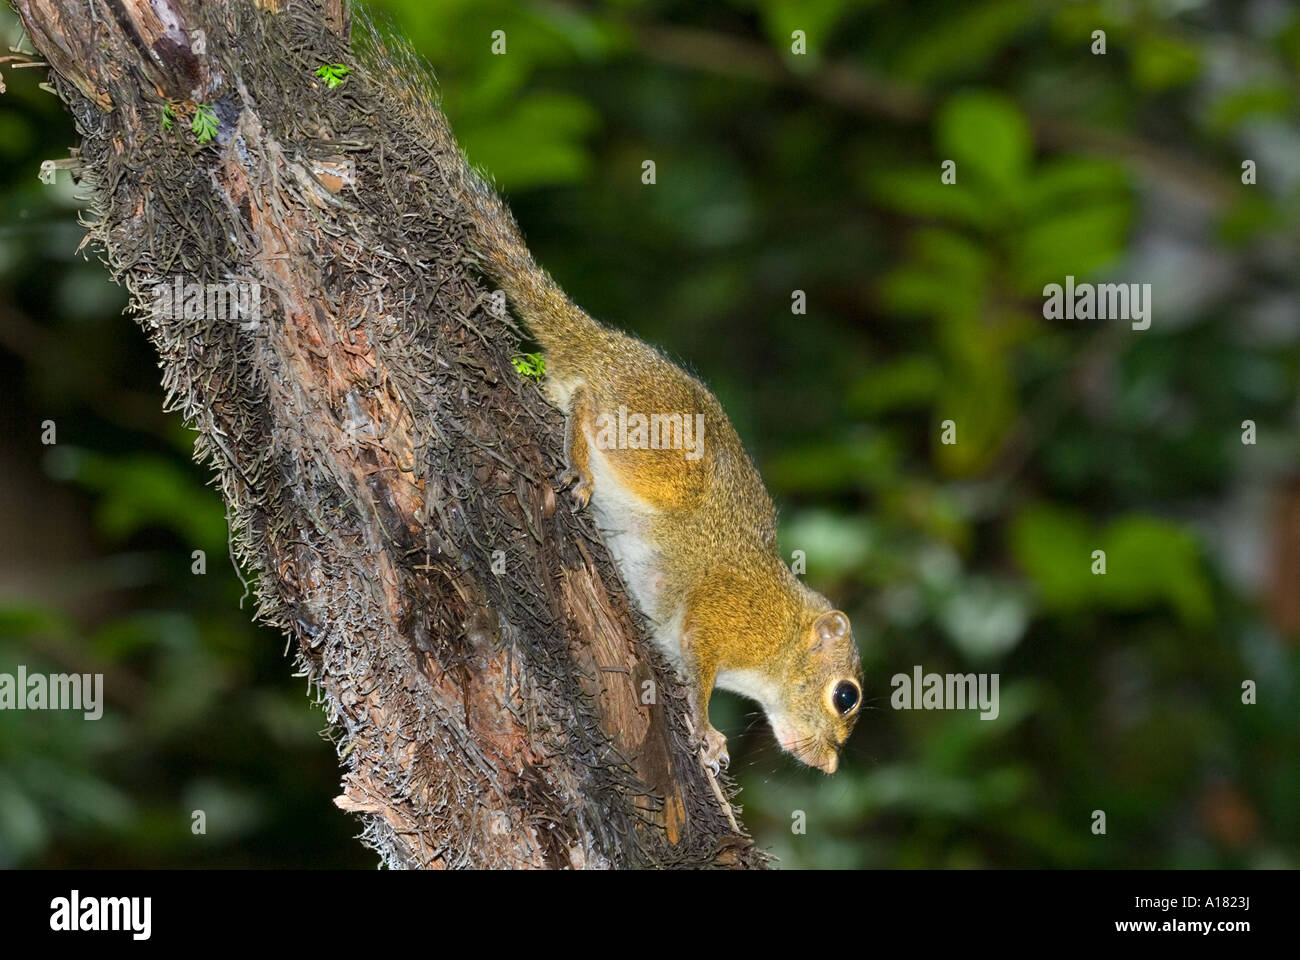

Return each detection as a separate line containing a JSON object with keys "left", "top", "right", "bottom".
{"left": 454, "top": 162, "right": 605, "bottom": 355}
{"left": 357, "top": 15, "right": 603, "bottom": 356}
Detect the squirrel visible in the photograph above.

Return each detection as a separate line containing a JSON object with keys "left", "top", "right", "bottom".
{"left": 420, "top": 98, "right": 863, "bottom": 774}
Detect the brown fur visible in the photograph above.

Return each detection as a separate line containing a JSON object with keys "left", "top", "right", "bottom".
{"left": 446, "top": 132, "right": 863, "bottom": 773}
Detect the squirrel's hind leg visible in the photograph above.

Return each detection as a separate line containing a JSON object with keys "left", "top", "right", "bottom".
{"left": 559, "top": 387, "right": 595, "bottom": 508}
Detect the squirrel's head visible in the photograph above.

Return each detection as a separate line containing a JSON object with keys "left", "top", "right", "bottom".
{"left": 769, "top": 606, "right": 863, "bottom": 774}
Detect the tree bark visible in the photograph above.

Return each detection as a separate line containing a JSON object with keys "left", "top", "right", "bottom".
{"left": 13, "top": 0, "right": 761, "bottom": 868}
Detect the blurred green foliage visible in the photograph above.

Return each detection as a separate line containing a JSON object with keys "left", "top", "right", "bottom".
{"left": 1, "top": 0, "right": 1297, "bottom": 868}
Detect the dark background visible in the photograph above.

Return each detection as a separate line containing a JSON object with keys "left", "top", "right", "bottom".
{"left": 0, "top": 0, "right": 1297, "bottom": 868}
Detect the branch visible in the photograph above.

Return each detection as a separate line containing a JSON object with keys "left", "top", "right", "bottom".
{"left": 629, "top": 19, "right": 1235, "bottom": 208}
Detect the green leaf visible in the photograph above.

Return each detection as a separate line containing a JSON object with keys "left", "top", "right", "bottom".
{"left": 191, "top": 104, "right": 218, "bottom": 145}
{"left": 894, "top": 0, "right": 1044, "bottom": 84}
{"left": 510, "top": 352, "right": 546, "bottom": 380}
{"left": 755, "top": 0, "right": 859, "bottom": 65}
{"left": 1098, "top": 516, "right": 1212, "bottom": 625}
{"left": 0, "top": 605, "right": 66, "bottom": 639}
{"left": 62, "top": 449, "right": 227, "bottom": 547}
{"left": 1009, "top": 503, "right": 1094, "bottom": 611}
{"left": 1011, "top": 201, "right": 1130, "bottom": 292}
{"left": 1010, "top": 505, "right": 1213, "bottom": 625}
{"left": 868, "top": 167, "right": 995, "bottom": 229}
{"left": 933, "top": 315, "right": 1016, "bottom": 475}
{"left": 879, "top": 228, "right": 991, "bottom": 319}
{"left": 1020, "top": 157, "right": 1128, "bottom": 220}
{"left": 846, "top": 353, "right": 944, "bottom": 415}
{"left": 1207, "top": 85, "right": 1292, "bottom": 134}
{"left": 1131, "top": 34, "right": 1200, "bottom": 91}
{"left": 458, "top": 92, "right": 598, "bottom": 188}
{"left": 1216, "top": 194, "right": 1281, "bottom": 246}
{"left": 314, "top": 63, "right": 351, "bottom": 90}
{"left": 935, "top": 91, "right": 1032, "bottom": 193}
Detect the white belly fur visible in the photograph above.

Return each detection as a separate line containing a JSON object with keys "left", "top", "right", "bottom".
{"left": 582, "top": 434, "right": 688, "bottom": 671}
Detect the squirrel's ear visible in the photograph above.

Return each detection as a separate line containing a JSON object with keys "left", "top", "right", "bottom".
{"left": 812, "top": 610, "right": 851, "bottom": 646}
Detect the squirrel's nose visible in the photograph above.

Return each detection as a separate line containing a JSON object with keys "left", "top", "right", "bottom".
{"left": 819, "top": 752, "right": 839, "bottom": 774}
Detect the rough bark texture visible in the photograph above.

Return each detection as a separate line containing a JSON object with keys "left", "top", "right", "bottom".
{"left": 14, "top": 0, "right": 762, "bottom": 868}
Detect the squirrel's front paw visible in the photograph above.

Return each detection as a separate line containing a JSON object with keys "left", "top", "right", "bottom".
{"left": 558, "top": 467, "right": 593, "bottom": 509}
{"left": 699, "top": 725, "right": 730, "bottom": 775}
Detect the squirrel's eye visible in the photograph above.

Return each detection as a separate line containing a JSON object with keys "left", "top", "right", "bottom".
{"left": 832, "top": 680, "right": 860, "bottom": 716}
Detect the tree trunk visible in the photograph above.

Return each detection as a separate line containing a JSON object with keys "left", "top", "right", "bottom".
{"left": 13, "top": 0, "right": 760, "bottom": 868}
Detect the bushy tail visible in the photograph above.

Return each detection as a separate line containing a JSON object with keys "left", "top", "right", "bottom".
{"left": 454, "top": 162, "right": 605, "bottom": 354}
{"left": 354, "top": 14, "right": 603, "bottom": 354}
